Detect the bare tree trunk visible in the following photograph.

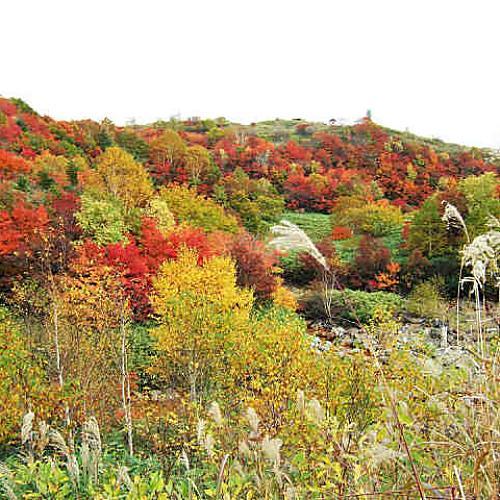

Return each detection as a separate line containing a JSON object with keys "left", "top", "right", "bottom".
{"left": 120, "top": 300, "right": 133, "bottom": 456}
{"left": 51, "top": 288, "right": 71, "bottom": 428}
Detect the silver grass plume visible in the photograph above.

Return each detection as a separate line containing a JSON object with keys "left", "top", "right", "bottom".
{"left": 261, "top": 435, "right": 283, "bottom": 466}
{"left": 196, "top": 419, "right": 206, "bottom": 445}
{"left": 0, "top": 483, "right": 16, "bottom": 500}
{"left": 49, "top": 429, "right": 80, "bottom": 485}
{"left": 487, "top": 214, "right": 500, "bottom": 230}
{"left": 203, "top": 433, "right": 215, "bottom": 457}
{"left": 81, "top": 417, "right": 102, "bottom": 484}
{"left": 233, "top": 459, "right": 245, "bottom": 476}
{"left": 238, "top": 440, "right": 251, "bottom": 457}
{"left": 306, "top": 399, "right": 325, "bottom": 424}
{"left": 461, "top": 230, "right": 500, "bottom": 287}
{"left": 0, "top": 463, "right": 16, "bottom": 500}
{"left": 0, "top": 463, "right": 12, "bottom": 478}
{"left": 116, "top": 466, "right": 133, "bottom": 490}
{"left": 441, "top": 201, "right": 470, "bottom": 242}
{"left": 269, "top": 220, "right": 329, "bottom": 270}
{"left": 82, "top": 417, "right": 102, "bottom": 455}
{"left": 362, "top": 442, "right": 403, "bottom": 468}
{"left": 207, "top": 401, "right": 223, "bottom": 426}
{"left": 38, "top": 421, "right": 49, "bottom": 453}
{"left": 21, "top": 412, "right": 34, "bottom": 445}
{"left": 49, "top": 429, "right": 71, "bottom": 457}
{"left": 0, "top": 480, "right": 16, "bottom": 500}
{"left": 245, "top": 407, "right": 260, "bottom": 439}
{"left": 180, "top": 449, "right": 190, "bottom": 472}
{"left": 196, "top": 418, "right": 215, "bottom": 457}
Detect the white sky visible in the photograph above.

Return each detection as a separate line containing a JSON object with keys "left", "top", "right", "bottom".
{"left": 2, "top": 1, "right": 500, "bottom": 148}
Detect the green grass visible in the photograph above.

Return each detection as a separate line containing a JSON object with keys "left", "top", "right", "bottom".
{"left": 281, "top": 211, "right": 332, "bottom": 242}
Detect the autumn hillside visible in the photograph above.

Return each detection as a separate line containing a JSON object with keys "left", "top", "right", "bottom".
{"left": 0, "top": 96, "right": 499, "bottom": 498}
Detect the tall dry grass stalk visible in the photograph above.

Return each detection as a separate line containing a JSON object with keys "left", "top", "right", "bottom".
{"left": 15, "top": 413, "right": 107, "bottom": 491}
{"left": 269, "top": 220, "right": 337, "bottom": 319}
{"left": 442, "top": 203, "right": 499, "bottom": 353}
{"left": 0, "top": 463, "right": 17, "bottom": 500}
{"left": 269, "top": 220, "right": 329, "bottom": 271}
{"left": 442, "top": 201, "right": 470, "bottom": 343}
{"left": 442, "top": 204, "right": 499, "bottom": 496}
{"left": 81, "top": 417, "right": 102, "bottom": 484}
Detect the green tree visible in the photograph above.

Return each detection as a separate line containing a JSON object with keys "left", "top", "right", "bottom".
{"left": 76, "top": 193, "right": 129, "bottom": 245}
{"left": 407, "top": 196, "right": 450, "bottom": 259}
{"left": 458, "top": 173, "right": 500, "bottom": 237}
{"left": 216, "top": 168, "right": 284, "bottom": 234}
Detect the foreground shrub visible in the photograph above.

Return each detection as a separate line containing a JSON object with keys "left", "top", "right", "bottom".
{"left": 228, "top": 307, "right": 317, "bottom": 426}
{"left": 151, "top": 249, "right": 315, "bottom": 419}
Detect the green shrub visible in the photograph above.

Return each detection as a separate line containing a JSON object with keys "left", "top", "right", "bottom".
{"left": 301, "top": 288, "right": 404, "bottom": 324}
{"left": 406, "top": 278, "right": 447, "bottom": 319}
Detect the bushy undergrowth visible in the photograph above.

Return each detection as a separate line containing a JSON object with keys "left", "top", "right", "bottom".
{"left": 1, "top": 325, "right": 498, "bottom": 498}
{"left": 406, "top": 278, "right": 448, "bottom": 320}
{"left": 301, "top": 288, "right": 404, "bottom": 324}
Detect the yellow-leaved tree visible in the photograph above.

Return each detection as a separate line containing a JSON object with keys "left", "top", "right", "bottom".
{"left": 158, "top": 185, "right": 239, "bottom": 233}
{"left": 151, "top": 249, "right": 253, "bottom": 401}
{"left": 0, "top": 306, "right": 51, "bottom": 445}
{"left": 151, "top": 249, "right": 317, "bottom": 423}
{"left": 229, "top": 308, "right": 318, "bottom": 428}
{"left": 88, "top": 146, "right": 154, "bottom": 212}
{"left": 185, "top": 144, "right": 212, "bottom": 186}
{"left": 149, "top": 129, "right": 187, "bottom": 175}
{"left": 50, "top": 265, "right": 132, "bottom": 430}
